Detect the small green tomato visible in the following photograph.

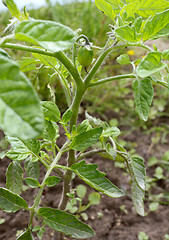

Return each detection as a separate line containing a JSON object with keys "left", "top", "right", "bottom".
{"left": 77, "top": 44, "right": 93, "bottom": 68}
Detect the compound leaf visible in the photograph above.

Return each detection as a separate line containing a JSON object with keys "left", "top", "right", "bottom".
{"left": 71, "top": 161, "right": 124, "bottom": 198}
{"left": 38, "top": 207, "right": 95, "bottom": 238}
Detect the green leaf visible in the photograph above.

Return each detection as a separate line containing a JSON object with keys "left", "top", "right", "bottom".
{"left": 132, "top": 181, "right": 145, "bottom": 216}
{"left": 138, "top": 231, "right": 149, "bottom": 240}
{"left": 136, "top": 0, "right": 169, "bottom": 18}
{"left": 17, "top": 229, "right": 34, "bottom": 240}
{"left": 18, "top": 57, "right": 38, "bottom": 72}
{"left": 132, "top": 78, "right": 154, "bottom": 121}
{"left": 95, "top": 0, "right": 169, "bottom": 20}
{"left": 24, "top": 157, "right": 39, "bottom": 180}
{"left": 85, "top": 111, "right": 108, "bottom": 129}
{"left": 0, "top": 56, "right": 44, "bottom": 140}
{"left": 41, "top": 101, "right": 60, "bottom": 122}
{"left": 162, "top": 49, "right": 169, "bottom": 60}
{"left": 77, "top": 120, "right": 92, "bottom": 134}
{"left": 62, "top": 109, "right": 72, "bottom": 124}
{"left": 126, "top": 156, "right": 146, "bottom": 216}
{"left": 129, "top": 157, "right": 146, "bottom": 191}
{"left": 80, "top": 213, "right": 88, "bottom": 221}
{"left": 116, "top": 54, "right": 131, "bottom": 65}
{"left": 134, "top": 17, "right": 143, "bottom": 33}
{"left": 0, "top": 218, "right": 5, "bottom": 224}
{"left": 76, "top": 184, "right": 87, "bottom": 199}
{"left": 32, "top": 53, "right": 59, "bottom": 69}
{"left": 143, "top": 9, "right": 169, "bottom": 41}
{"left": 38, "top": 207, "right": 95, "bottom": 238}
{"left": 115, "top": 25, "right": 142, "bottom": 43}
{"left": 120, "top": 2, "right": 140, "bottom": 19}
{"left": 102, "top": 127, "right": 121, "bottom": 138}
{"left": 71, "top": 161, "right": 124, "bottom": 198}
{"left": 45, "top": 176, "right": 61, "bottom": 187}
{"left": 7, "top": 136, "right": 40, "bottom": 161}
{"left": 42, "top": 120, "right": 59, "bottom": 142}
{"left": 70, "top": 128, "right": 103, "bottom": 151}
{"left": 137, "top": 52, "right": 167, "bottom": 78}
{"left": 95, "top": 0, "right": 119, "bottom": 19}
{"left": 24, "top": 177, "right": 40, "bottom": 188}
{"left": 6, "top": 0, "right": 21, "bottom": 19}
{"left": 6, "top": 161, "right": 23, "bottom": 194}
{"left": 0, "top": 187, "right": 28, "bottom": 212}
{"left": 88, "top": 192, "right": 101, "bottom": 205}
{"left": 105, "top": 143, "right": 117, "bottom": 160}
{"left": 15, "top": 20, "right": 76, "bottom": 52}
{"left": 149, "top": 202, "right": 159, "bottom": 211}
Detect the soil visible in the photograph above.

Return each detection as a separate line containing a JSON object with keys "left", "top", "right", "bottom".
{"left": 0, "top": 112, "right": 169, "bottom": 240}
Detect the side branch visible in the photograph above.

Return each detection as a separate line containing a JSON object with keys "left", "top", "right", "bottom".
{"left": 84, "top": 42, "right": 153, "bottom": 87}
{"left": 88, "top": 73, "right": 136, "bottom": 87}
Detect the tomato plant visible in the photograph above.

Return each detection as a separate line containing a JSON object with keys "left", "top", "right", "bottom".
{"left": 0, "top": 0, "right": 169, "bottom": 239}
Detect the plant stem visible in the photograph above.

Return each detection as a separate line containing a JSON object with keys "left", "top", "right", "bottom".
{"left": 84, "top": 42, "right": 153, "bottom": 87}
{"left": 58, "top": 86, "right": 85, "bottom": 209}
{"left": 28, "top": 141, "right": 69, "bottom": 227}
{"left": 88, "top": 73, "right": 136, "bottom": 87}
{"left": 77, "top": 149, "right": 106, "bottom": 161}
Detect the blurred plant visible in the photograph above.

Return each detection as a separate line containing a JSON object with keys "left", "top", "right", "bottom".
{"left": 138, "top": 231, "right": 149, "bottom": 240}
{"left": 66, "top": 184, "right": 101, "bottom": 221}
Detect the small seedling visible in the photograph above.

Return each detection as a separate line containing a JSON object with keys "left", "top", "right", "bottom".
{"left": 138, "top": 231, "right": 149, "bottom": 240}
{"left": 66, "top": 184, "right": 101, "bottom": 221}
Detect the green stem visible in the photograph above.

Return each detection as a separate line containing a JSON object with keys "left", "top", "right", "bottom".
{"left": 84, "top": 42, "right": 153, "bottom": 87}
{"left": 58, "top": 86, "right": 85, "bottom": 211}
{"left": 77, "top": 149, "right": 106, "bottom": 161}
{"left": 76, "top": 34, "right": 91, "bottom": 45}
{"left": 1, "top": 43, "right": 83, "bottom": 87}
{"left": 156, "top": 79, "right": 168, "bottom": 88}
{"left": 84, "top": 45, "right": 113, "bottom": 87}
{"left": 28, "top": 141, "right": 69, "bottom": 227}
{"left": 88, "top": 73, "right": 136, "bottom": 87}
